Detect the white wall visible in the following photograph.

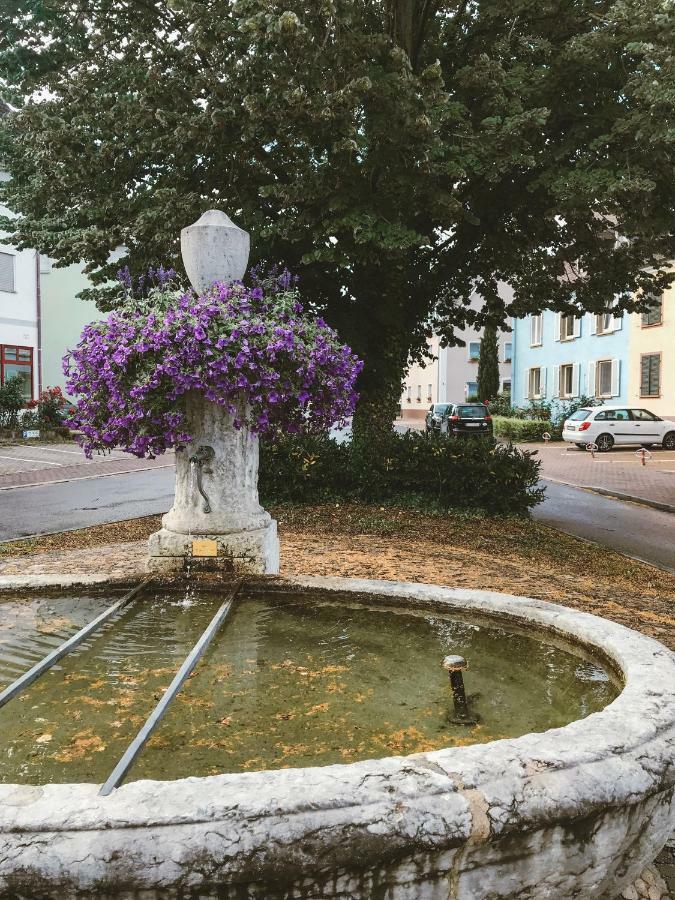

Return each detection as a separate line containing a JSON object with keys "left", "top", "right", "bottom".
{"left": 0, "top": 171, "right": 39, "bottom": 399}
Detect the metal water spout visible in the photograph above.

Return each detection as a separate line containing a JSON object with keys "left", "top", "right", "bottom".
{"left": 442, "top": 655, "right": 478, "bottom": 726}
{"left": 189, "top": 445, "right": 215, "bottom": 513}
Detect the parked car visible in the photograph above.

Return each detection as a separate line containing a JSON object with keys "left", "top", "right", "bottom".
{"left": 562, "top": 406, "right": 675, "bottom": 452}
{"left": 425, "top": 403, "right": 453, "bottom": 432}
{"left": 427, "top": 402, "right": 493, "bottom": 439}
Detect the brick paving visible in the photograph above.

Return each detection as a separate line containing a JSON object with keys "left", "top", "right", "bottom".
{"left": 0, "top": 445, "right": 174, "bottom": 489}
{"left": 526, "top": 442, "right": 675, "bottom": 509}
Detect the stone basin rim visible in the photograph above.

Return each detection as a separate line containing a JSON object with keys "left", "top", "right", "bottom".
{"left": 0, "top": 575, "right": 673, "bottom": 897}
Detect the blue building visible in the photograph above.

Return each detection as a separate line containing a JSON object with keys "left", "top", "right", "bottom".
{"left": 512, "top": 310, "right": 628, "bottom": 406}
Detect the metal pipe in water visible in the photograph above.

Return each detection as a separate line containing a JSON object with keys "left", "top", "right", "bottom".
{"left": 442, "top": 655, "right": 478, "bottom": 726}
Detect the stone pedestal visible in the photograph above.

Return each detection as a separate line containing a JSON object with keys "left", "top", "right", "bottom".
{"left": 147, "top": 393, "right": 279, "bottom": 574}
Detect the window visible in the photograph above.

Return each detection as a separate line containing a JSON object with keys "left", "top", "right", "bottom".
{"left": 631, "top": 409, "right": 661, "bottom": 422}
{"left": 569, "top": 409, "right": 591, "bottom": 421}
{"left": 595, "top": 409, "right": 630, "bottom": 422}
{"left": 641, "top": 294, "right": 663, "bottom": 327}
{"left": 416, "top": 384, "right": 422, "bottom": 402}
{"left": 0, "top": 345, "right": 33, "bottom": 401}
{"left": 427, "top": 382, "right": 433, "bottom": 400}
{"left": 528, "top": 367, "right": 542, "bottom": 399}
{"left": 503, "top": 342, "right": 512, "bottom": 362}
{"left": 501, "top": 379, "right": 511, "bottom": 395}
{"left": 457, "top": 405, "right": 488, "bottom": 418}
{"left": 468, "top": 341, "right": 480, "bottom": 361}
{"left": 640, "top": 354, "right": 661, "bottom": 398}
{"left": 560, "top": 314, "right": 576, "bottom": 340}
{"left": 597, "top": 360, "right": 613, "bottom": 398}
{"left": 530, "top": 315, "right": 543, "bottom": 346}
{"left": 560, "top": 364, "right": 574, "bottom": 398}
{"left": 0, "top": 252, "right": 15, "bottom": 293}
{"left": 595, "top": 305, "right": 623, "bottom": 335}
{"left": 406, "top": 385, "right": 411, "bottom": 403}
{"left": 465, "top": 381, "right": 478, "bottom": 400}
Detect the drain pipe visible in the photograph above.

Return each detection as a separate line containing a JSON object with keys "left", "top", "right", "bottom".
{"left": 35, "top": 250, "right": 42, "bottom": 396}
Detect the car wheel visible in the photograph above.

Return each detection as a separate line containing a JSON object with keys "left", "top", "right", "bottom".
{"left": 663, "top": 431, "right": 675, "bottom": 450}
{"left": 595, "top": 433, "right": 614, "bottom": 452}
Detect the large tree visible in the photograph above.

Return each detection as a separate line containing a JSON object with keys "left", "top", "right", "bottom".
{"left": 1, "top": 0, "right": 674, "bottom": 438}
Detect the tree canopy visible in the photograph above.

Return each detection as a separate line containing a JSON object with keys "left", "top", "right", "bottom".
{"left": 1, "top": 0, "right": 674, "bottom": 430}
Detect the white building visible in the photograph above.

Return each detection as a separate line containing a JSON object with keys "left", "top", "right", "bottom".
{"left": 400, "top": 286, "right": 513, "bottom": 422}
{"left": 0, "top": 120, "right": 41, "bottom": 402}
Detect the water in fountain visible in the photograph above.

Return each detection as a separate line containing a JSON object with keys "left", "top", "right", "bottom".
{"left": 0, "top": 587, "right": 619, "bottom": 786}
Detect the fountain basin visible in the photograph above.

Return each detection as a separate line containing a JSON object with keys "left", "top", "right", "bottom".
{"left": 0, "top": 575, "right": 673, "bottom": 899}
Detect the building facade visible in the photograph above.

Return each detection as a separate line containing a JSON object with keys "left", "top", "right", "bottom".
{"left": 512, "top": 309, "right": 629, "bottom": 407}
{"left": 626, "top": 283, "right": 675, "bottom": 419}
{"left": 400, "top": 287, "right": 513, "bottom": 421}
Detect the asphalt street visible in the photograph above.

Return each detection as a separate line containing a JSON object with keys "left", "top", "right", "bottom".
{"left": 1, "top": 466, "right": 674, "bottom": 573}
{"left": 0, "top": 467, "right": 175, "bottom": 541}
{"left": 535, "top": 479, "right": 675, "bottom": 572}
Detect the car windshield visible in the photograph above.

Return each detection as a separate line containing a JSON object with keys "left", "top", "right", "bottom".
{"left": 457, "top": 405, "right": 488, "bottom": 418}
{"left": 569, "top": 409, "right": 591, "bottom": 421}
{"left": 434, "top": 404, "right": 451, "bottom": 414}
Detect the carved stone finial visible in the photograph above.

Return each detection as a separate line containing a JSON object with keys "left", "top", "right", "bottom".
{"left": 180, "top": 210, "right": 250, "bottom": 293}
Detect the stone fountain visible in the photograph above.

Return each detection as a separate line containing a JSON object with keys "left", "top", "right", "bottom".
{"left": 147, "top": 211, "right": 280, "bottom": 575}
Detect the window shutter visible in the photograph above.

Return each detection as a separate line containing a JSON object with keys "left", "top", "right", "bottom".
{"left": 552, "top": 366, "right": 560, "bottom": 398}
{"left": 0, "top": 252, "right": 15, "bottom": 292}
{"left": 524, "top": 369, "right": 530, "bottom": 400}
{"left": 554, "top": 314, "right": 561, "bottom": 342}
{"left": 588, "top": 361, "right": 596, "bottom": 397}
{"left": 640, "top": 357, "right": 650, "bottom": 396}
{"left": 541, "top": 366, "right": 547, "bottom": 396}
{"left": 574, "top": 316, "right": 581, "bottom": 338}
{"left": 572, "top": 363, "right": 580, "bottom": 397}
{"left": 613, "top": 312, "right": 623, "bottom": 332}
{"left": 589, "top": 313, "right": 597, "bottom": 336}
{"left": 611, "top": 359, "right": 620, "bottom": 397}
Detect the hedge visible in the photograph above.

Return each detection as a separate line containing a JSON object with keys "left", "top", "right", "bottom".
{"left": 259, "top": 431, "right": 543, "bottom": 516}
{"left": 492, "top": 416, "right": 557, "bottom": 442}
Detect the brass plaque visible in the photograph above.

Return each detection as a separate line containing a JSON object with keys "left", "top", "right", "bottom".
{"left": 192, "top": 539, "right": 218, "bottom": 558}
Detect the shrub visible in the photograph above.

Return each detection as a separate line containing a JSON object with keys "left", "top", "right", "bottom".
{"left": 25, "top": 386, "right": 68, "bottom": 426}
{"left": 0, "top": 375, "right": 27, "bottom": 429}
{"left": 260, "top": 431, "right": 543, "bottom": 516}
{"left": 486, "top": 391, "right": 518, "bottom": 417}
{"left": 492, "top": 416, "right": 556, "bottom": 442}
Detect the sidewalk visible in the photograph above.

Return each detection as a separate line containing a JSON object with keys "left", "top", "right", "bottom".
{"left": 524, "top": 442, "right": 675, "bottom": 511}
{"left": 0, "top": 442, "right": 174, "bottom": 489}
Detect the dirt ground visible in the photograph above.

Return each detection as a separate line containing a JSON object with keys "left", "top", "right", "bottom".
{"left": 1, "top": 504, "right": 673, "bottom": 649}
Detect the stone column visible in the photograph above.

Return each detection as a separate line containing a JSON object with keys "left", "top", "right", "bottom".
{"left": 147, "top": 211, "right": 280, "bottom": 574}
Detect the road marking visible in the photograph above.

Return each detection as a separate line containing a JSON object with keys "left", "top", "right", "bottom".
{"left": 0, "top": 463, "right": 174, "bottom": 491}
{"left": 0, "top": 454, "right": 64, "bottom": 466}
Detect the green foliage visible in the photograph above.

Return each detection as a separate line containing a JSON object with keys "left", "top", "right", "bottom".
{"left": 486, "top": 391, "right": 517, "bottom": 417}
{"left": 260, "top": 431, "right": 543, "bottom": 516}
{"left": 477, "top": 324, "right": 500, "bottom": 402}
{"left": 492, "top": 416, "right": 555, "bottom": 442}
{"left": 0, "top": 375, "right": 27, "bottom": 428}
{"left": 2, "top": 0, "right": 675, "bottom": 432}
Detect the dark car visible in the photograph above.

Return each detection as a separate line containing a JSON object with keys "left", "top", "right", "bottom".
{"left": 444, "top": 403, "right": 493, "bottom": 439}
{"left": 425, "top": 403, "right": 453, "bottom": 432}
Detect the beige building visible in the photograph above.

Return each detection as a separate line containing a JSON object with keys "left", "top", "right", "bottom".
{"left": 627, "top": 283, "right": 675, "bottom": 419}
{"left": 400, "top": 288, "right": 513, "bottom": 422}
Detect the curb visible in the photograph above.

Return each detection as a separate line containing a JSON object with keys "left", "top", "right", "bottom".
{"left": 541, "top": 477, "right": 675, "bottom": 515}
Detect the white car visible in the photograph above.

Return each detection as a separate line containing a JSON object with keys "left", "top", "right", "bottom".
{"left": 562, "top": 406, "right": 675, "bottom": 452}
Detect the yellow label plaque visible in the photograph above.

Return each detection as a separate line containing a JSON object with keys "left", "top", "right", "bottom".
{"left": 192, "top": 539, "right": 218, "bottom": 558}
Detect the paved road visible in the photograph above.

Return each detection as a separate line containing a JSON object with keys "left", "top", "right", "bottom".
{"left": 0, "top": 467, "right": 175, "bottom": 541}
{"left": 2, "top": 464, "right": 674, "bottom": 573}
{"left": 536, "top": 479, "right": 675, "bottom": 572}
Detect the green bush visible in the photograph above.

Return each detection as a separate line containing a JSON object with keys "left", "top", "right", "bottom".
{"left": 0, "top": 375, "right": 27, "bottom": 429}
{"left": 260, "top": 431, "right": 543, "bottom": 516}
{"left": 492, "top": 416, "right": 556, "bottom": 442}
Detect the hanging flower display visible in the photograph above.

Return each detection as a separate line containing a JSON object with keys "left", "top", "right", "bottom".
{"left": 64, "top": 269, "right": 363, "bottom": 458}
